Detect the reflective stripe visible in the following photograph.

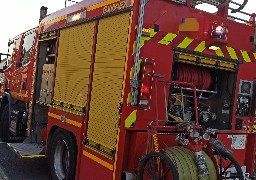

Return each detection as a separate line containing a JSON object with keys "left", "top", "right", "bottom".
{"left": 22, "top": 155, "right": 46, "bottom": 158}
{"left": 12, "top": 92, "right": 28, "bottom": 98}
{"left": 226, "top": 46, "right": 238, "bottom": 60}
{"left": 215, "top": 49, "right": 224, "bottom": 57}
{"left": 158, "top": 33, "right": 177, "bottom": 45}
{"left": 125, "top": 110, "right": 137, "bottom": 128}
{"left": 48, "top": 112, "right": 82, "bottom": 128}
{"left": 83, "top": 151, "right": 113, "bottom": 170}
{"left": 194, "top": 41, "right": 206, "bottom": 52}
{"left": 241, "top": 50, "right": 251, "bottom": 62}
{"left": 177, "top": 37, "right": 193, "bottom": 48}
{"left": 140, "top": 29, "right": 157, "bottom": 47}
{"left": 254, "top": 53, "right": 256, "bottom": 59}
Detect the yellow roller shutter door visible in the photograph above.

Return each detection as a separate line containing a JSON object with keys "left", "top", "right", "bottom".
{"left": 87, "top": 12, "right": 131, "bottom": 156}
{"left": 53, "top": 22, "right": 95, "bottom": 111}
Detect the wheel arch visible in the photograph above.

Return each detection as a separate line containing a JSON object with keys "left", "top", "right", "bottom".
{"left": 47, "top": 126, "right": 78, "bottom": 180}
{"left": 46, "top": 126, "right": 78, "bottom": 157}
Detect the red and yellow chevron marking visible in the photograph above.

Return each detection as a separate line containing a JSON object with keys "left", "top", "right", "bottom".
{"left": 155, "top": 31, "right": 256, "bottom": 63}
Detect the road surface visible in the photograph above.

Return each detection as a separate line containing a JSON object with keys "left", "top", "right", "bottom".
{"left": 0, "top": 143, "right": 50, "bottom": 180}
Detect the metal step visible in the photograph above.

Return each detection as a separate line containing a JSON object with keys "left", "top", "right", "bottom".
{"left": 7, "top": 143, "right": 45, "bottom": 158}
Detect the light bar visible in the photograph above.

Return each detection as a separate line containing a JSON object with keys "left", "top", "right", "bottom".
{"left": 67, "top": 11, "right": 86, "bottom": 23}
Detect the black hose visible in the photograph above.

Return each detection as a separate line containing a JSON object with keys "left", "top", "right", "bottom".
{"left": 219, "top": 150, "right": 244, "bottom": 180}
{"left": 138, "top": 152, "right": 179, "bottom": 180}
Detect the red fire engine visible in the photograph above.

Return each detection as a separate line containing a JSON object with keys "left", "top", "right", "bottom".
{"left": 0, "top": 0, "right": 255, "bottom": 179}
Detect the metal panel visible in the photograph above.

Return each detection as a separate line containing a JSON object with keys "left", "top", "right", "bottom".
{"left": 53, "top": 22, "right": 95, "bottom": 111}
{"left": 87, "top": 12, "right": 131, "bottom": 156}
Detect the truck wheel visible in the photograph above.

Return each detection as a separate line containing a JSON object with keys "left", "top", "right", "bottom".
{"left": 49, "top": 129, "right": 77, "bottom": 180}
{"left": 0, "top": 104, "right": 9, "bottom": 141}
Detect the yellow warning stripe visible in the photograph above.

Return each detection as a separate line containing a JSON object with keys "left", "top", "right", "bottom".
{"left": 125, "top": 110, "right": 137, "bottom": 128}
{"left": 83, "top": 151, "right": 113, "bottom": 170}
{"left": 241, "top": 50, "right": 251, "bottom": 62}
{"left": 194, "top": 41, "right": 206, "bottom": 52}
{"left": 177, "top": 37, "right": 193, "bottom": 48}
{"left": 253, "top": 53, "right": 256, "bottom": 59}
{"left": 140, "top": 29, "right": 157, "bottom": 48}
{"left": 226, "top": 46, "right": 238, "bottom": 60}
{"left": 158, "top": 33, "right": 177, "bottom": 45}
{"left": 12, "top": 92, "right": 28, "bottom": 98}
{"left": 215, "top": 49, "right": 224, "bottom": 57}
{"left": 48, "top": 112, "right": 82, "bottom": 128}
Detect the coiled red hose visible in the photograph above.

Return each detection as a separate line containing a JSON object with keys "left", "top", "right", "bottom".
{"left": 177, "top": 64, "right": 212, "bottom": 90}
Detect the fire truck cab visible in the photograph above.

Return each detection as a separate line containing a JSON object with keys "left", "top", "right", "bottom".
{"left": 0, "top": 0, "right": 255, "bottom": 179}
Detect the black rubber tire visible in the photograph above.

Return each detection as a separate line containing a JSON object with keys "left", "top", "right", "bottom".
{"left": 49, "top": 129, "right": 77, "bottom": 180}
{"left": 138, "top": 152, "right": 179, "bottom": 180}
{"left": 0, "top": 104, "right": 9, "bottom": 141}
{"left": 219, "top": 150, "right": 244, "bottom": 180}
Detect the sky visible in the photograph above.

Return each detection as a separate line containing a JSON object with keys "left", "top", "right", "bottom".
{"left": 0, "top": 0, "right": 79, "bottom": 53}
{"left": 0, "top": 0, "right": 255, "bottom": 53}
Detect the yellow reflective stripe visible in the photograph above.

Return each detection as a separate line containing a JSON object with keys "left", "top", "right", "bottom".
{"left": 177, "top": 37, "right": 193, "bottom": 48}
{"left": 66, "top": 119, "right": 82, "bottom": 128}
{"left": 48, "top": 112, "right": 61, "bottom": 119}
{"left": 194, "top": 41, "right": 206, "bottom": 52}
{"left": 87, "top": 0, "right": 120, "bottom": 11}
{"left": 83, "top": 151, "right": 113, "bottom": 170}
{"left": 241, "top": 50, "right": 251, "bottom": 62}
{"left": 125, "top": 110, "right": 137, "bottom": 128}
{"left": 158, "top": 33, "right": 177, "bottom": 45}
{"left": 48, "top": 112, "right": 82, "bottom": 128}
{"left": 22, "top": 155, "right": 46, "bottom": 158}
{"left": 226, "top": 46, "right": 238, "bottom": 60}
{"left": 140, "top": 36, "right": 150, "bottom": 47}
{"left": 215, "top": 49, "right": 224, "bottom": 57}
{"left": 12, "top": 92, "right": 28, "bottom": 98}
{"left": 253, "top": 53, "right": 256, "bottom": 59}
{"left": 140, "top": 29, "right": 157, "bottom": 48}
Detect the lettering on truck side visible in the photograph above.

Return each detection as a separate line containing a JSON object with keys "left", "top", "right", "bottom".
{"left": 103, "top": 0, "right": 128, "bottom": 14}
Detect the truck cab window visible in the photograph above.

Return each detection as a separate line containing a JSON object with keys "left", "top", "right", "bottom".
{"left": 6, "top": 42, "right": 14, "bottom": 67}
{"left": 5, "top": 36, "right": 21, "bottom": 68}
{"left": 21, "top": 32, "right": 36, "bottom": 65}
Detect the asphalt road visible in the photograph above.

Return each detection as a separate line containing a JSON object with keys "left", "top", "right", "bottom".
{"left": 0, "top": 143, "right": 50, "bottom": 180}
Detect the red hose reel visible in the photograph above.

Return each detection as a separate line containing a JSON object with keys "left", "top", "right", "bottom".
{"left": 177, "top": 64, "right": 212, "bottom": 90}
